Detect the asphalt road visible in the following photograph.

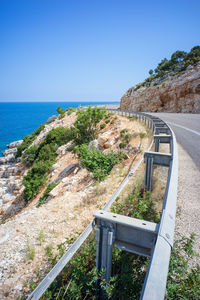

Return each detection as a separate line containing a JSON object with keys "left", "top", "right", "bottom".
{"left": 151, "top": 113, "right": 200, "bottom": 169}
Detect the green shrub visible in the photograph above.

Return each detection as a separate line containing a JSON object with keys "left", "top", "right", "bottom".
{"left": 119, "top": 141, "right": 128, "bottom": 149}
{"left": 128, "top": 116, "right": 136, "bottom": 121}
{"left": 26, "top": 240, "right": 35, "bottom": 260}
{"left": 23, "top": 160, "right": 53, "bottom": 202}
{"left": 119, "top": 129, "right": 131, "bottom": 148}
{"left": 36, "top": 143, "right": 57, "bottom": 163}
{"left": 66, "top": 107, "right": 76, "bottom": 115}
{"left": 166, "top": 233, "right": 200, "bottom": 299}
{"left": 21, "top": 145, "right": 38, "bottom": 167}
{"left": 16, "top": 124, "right": 45, "bottom": 157}
{"left": 105, "top": 118, "right": 110, "bottom": 124}
{"left": 75, "top": 144, "right": 126, "bottom": 181}
{"left": 44, "top": 127, "right": 75, "bottom": 147}
{"left": 111, "top": 187, "right": 159, "bottom": 222}
{"left": 139, "top": 132, "right": 147, "bottom": 139}
{"left": 56, "top": 106, "right": 66, "bottom": 119}
{"left": 22, "top": 126, "right": 77, "bottom": 202}
{"left": 100, "top": 123, "right": 106, "bottom": 130}
{"left": 73, "top": 107, "right": 106, "bottom": 145}
{"left": 37, "top": 182, "right": 58, "bottom": 207}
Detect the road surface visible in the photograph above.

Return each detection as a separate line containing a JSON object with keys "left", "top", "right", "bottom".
{"left": 151, "top": 113, "right": 200, "bottom": 169}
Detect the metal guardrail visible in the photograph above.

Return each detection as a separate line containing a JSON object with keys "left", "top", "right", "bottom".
{"left": 27, "top": 109, "right": 178, "bottom": 300}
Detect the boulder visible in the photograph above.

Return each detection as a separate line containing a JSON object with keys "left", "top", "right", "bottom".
{"left": 103, "top": 139, "right": 114, "bottom": 149}
{"left": 7, "top": 140, "right": 23, "bottom": 149}
{"left": 48, "top": 187, "right": 59, "bottom": 198}
{"left": 2, "top": 148, "right": 17, "bottom": 156}
{"left": 58, "top": 164, "right": 77, "bottom": 180}
{"left": 0, "top": 157, "right": 6, "bottom": 165}
{"left": 98, "top": 137, "right": 108, "bottom": 148}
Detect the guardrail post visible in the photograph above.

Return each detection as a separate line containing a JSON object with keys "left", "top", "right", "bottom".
{"left": 145, "top": 156, "right": 154, "bottom": 191}
{"left": 96, "top": 221, "right": 115, "bottom": 298}
{"left": 144, "top": 151, "right": 172, "bottom": 191}
{"left": 155, "top": 138, "right": 160, "bottom": 152}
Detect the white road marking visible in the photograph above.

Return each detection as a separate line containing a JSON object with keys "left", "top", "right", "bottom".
{"left": 167, "top": 121, "right": 200, "bottom": 136}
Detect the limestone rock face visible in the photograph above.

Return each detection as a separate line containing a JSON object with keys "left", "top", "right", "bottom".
{"left": 0, "top": 140, "right": 25, "bottom": 217}
{"left": 120, "top": 63, "right": 200, "bottom": 113}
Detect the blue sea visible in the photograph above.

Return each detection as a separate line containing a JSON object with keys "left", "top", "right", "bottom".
{"left": 0, "top": 102, "right": 119, "bottom": 156}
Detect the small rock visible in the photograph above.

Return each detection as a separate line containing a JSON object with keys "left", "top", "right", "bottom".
{"left": 0, "top": 233, "right": 9, "bottom": 244}
{"left": 98, "top": 137, "right": 108, "bottom": 147}
{"left": 73, "top": 167, "right": 79, "bottom": 174}
{"left": 65, "top": 141, "right": 75, "bottom": 151}
{"left": 88, "top": 139, "right": 99, "bottom": 150}
{"left": 14, "top": 284, "right": 22, "bottom": 291}
{"left": 49, "top": 188, "right": 58, "bottom": 198}
{"left": 52, "top": 163, "right": 59, "bottom": 170}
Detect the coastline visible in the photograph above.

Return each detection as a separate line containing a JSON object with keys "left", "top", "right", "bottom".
{"left": 0, "top": 102, "right": 120, "bottom": 157}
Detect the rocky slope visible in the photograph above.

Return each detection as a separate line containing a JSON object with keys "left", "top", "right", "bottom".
{"left": 0, "top": 111, "right": 151, "bottom": 299}
{"left": 120, "top": 62, "right": 200, "bottom": 113}
{"left": 0, "top": 113, "right": 77, "bottom": 219}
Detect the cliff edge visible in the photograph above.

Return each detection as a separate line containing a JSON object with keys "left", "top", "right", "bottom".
{"left": 120, "top": 62, "right": 200, "bottom": 113}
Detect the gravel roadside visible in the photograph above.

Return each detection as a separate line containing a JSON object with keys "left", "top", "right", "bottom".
{"left": 175, "top": 143, "right": 200, "bottom": 265}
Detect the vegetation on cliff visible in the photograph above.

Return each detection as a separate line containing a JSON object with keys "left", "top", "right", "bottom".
{"left": 16, "top": 124, "right": 45, "bottom": 157}
{"left": 134, "top": 45, "right": 200, "bottom": 90}
{"left": 20, "top": 107, "right": 130, "bottom": 202}
{"left": 75, "top": 144, "right": 126, "bottom": 181}
{"left": 23, "top": 127, "right": 72, "bottom": 202}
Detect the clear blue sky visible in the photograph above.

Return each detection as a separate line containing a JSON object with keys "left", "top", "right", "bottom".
{"left": 1, "top": 0, "right": 200, "bottom": 102}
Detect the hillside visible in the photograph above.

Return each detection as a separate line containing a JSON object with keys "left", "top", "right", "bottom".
{"left": 120, "top": 46, "right": 200, "bottom": 113}
{"left": 0, "top": 107, "right": 151, "bottom": 299}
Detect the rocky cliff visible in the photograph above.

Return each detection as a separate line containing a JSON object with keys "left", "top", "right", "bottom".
{"left": 120, "top": 63, "right": 200, "bottom": 113}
